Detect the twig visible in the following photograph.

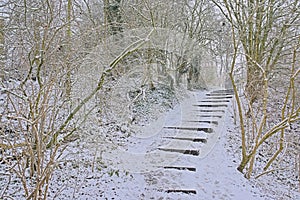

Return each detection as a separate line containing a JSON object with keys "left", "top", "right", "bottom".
{"left": 255, "top": 167, "right": 293, "bottom": 179}
{"left": 0, "top": 173, "right": 11, "bottom": 198}
{"left": 47, "top": 28, "right": 154, "bottom": 148}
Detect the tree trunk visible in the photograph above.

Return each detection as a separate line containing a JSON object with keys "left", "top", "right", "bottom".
{"left": 245, "top": 61, "right": 263, "bottom": 105}
{"left": 0, "top": 18, "right": 4, "bottom": 80}
{"left": 104, "top": 0, "right": 123, "bottom": 35}
{"left": 66, "top": 0, "right": 72, "bottom": 98}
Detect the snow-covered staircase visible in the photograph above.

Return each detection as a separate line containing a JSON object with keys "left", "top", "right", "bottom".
{"left": 154, "top": 89, "right": 234, "bottom": 197}
{"left": 102, "top": 89, "right": 235, "bottom": 199}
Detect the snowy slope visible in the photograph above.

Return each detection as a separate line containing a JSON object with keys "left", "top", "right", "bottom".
{"left": 99, "top": 90, "right": 267, "bottom": 200}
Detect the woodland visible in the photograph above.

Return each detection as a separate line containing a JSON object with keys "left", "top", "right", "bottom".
{"left": 0, "top": 0, "right": 299, "bottom": 199}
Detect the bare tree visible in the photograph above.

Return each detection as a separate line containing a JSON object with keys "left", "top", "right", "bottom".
{"left": 217, "top": 0, "right": 300, "bottom": 106}
{"left": 104, "top": 0, "right": 123, "bottom": 35}
{"left": 213, "top": 0, "right": 300, "bottom": 179}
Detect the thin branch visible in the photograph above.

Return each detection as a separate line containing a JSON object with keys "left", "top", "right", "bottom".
{"left": 47, "top": 29, "right": 154, "bottom": 148}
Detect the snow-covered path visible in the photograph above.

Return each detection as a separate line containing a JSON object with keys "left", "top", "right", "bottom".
{"left": 101, "top": 89, "right": 266, "bottom": 199}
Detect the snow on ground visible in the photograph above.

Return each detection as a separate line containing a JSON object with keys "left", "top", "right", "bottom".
{"left": 1, "top": 88, "right": 299, "bottom": 199}
{"left": 97, "top": 90, "right": 266, "bottom": 200}
{"left": 225, "top": 109, "right": 300, "bottom": 200}
{"left": 96, "top": 89, "right": 299, "bottom": 200}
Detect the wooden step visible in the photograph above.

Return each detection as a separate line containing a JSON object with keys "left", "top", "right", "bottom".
{"left": 184, "top": 120, "right": 218, "bottom": 125}
{"left": 164, "top": 126, "right": 213, "bottom": 133}
{"left": 209, "top": 93, "right": 233, "bottom": 96}
{"left": 200, "top": 100, "right": 230, "bottom": 103}
{"left": 193, "top": 104, "right": 228, "bottom": 107}
{"left": 163, "top": 166, "right": 196, "bottom": 172}
{"left": 163, "top": 136, "right": 207, "bottom": 143}
{"left": 196, "top": 114, "right": 223, "bottom": 118}
{"left": 158, "top": 148, "right": 200, "bottom": 156}
{"left": 194, "top": 109, "right": 225, "bottom": 113}
{"left": 166, "top": 189, "right": 197, "bottom": 194}
{"left": 205, "top": 96, "right": 233, "bottom": 99}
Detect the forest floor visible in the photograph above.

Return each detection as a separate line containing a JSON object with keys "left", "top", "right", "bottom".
{"left": 48, "top": 89, "right": 300, "bottom": 199}
{"left": 1, "top": 87, "right": 299, "bottom": 199}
